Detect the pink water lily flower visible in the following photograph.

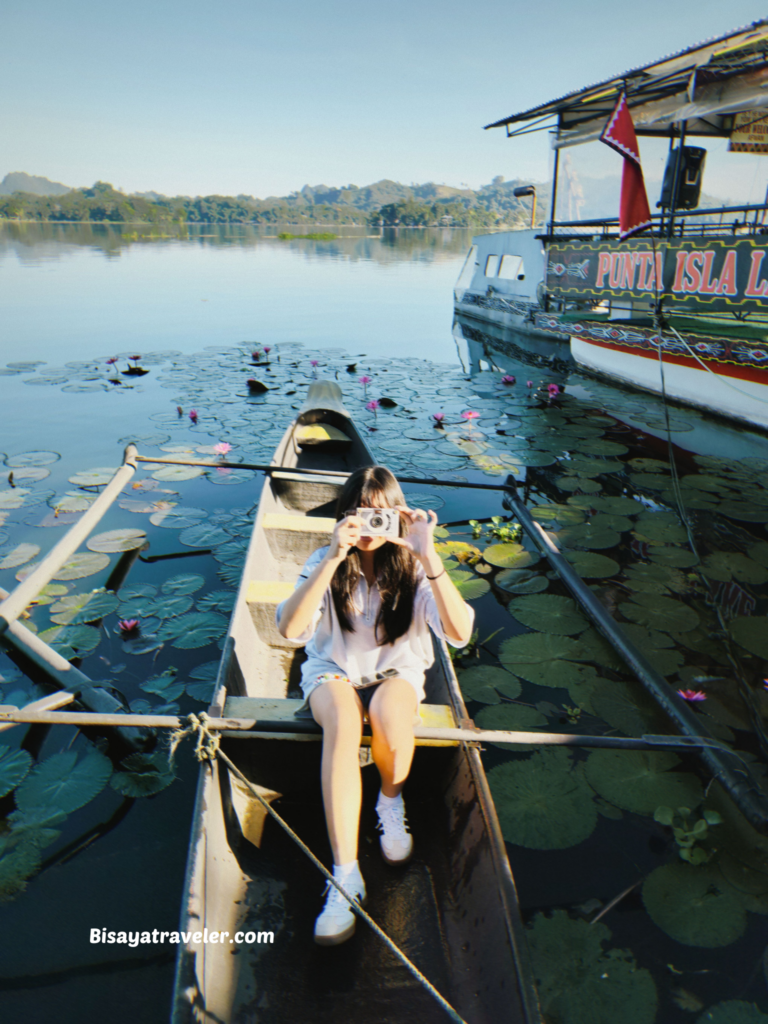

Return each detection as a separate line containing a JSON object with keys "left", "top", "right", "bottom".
{"left": 130, "top": 355, "right": 142, "bottom": 363}
{"left": 462, "top": 410, "right": 480, "bottom": 421}
{"left": 526, "top": 380, "right": 533, "bottom": 388}
{"left": 366, "top": 400, "right": 380, "bottom": 419}
{"left": 118, "top": 619, "right": 140, "bottom": 635}
{"left": 189, "top": 409, "right": 198, "bottom": 423}
{"left": 310, "top": 359, "right": 319, "bottom": 367}
{"left": 263, "top": 346, "right": 271, "bottom": 354}
{"left": 432, "top": 412, "right": 445, "bottom": 427}
{"left": 678, "top": 689, "right": 707, "bottom": 702}
{"left": 106, "top": 357, "right": 118, "bottom": 366}
{"left": 547, "top": 383, "right": 560, "bottom": 397}
{"left": 214, "top": 442, "right": 232, "bottom": 456}
{"left": 501, "top": 375, "right": 516, "bottom": 385}
{"left": 358, "top": 375, "right": 371, "bottom": 384}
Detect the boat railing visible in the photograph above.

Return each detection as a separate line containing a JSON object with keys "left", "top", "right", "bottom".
{"left": 543, "top": 201, "right": 768, "bottom": 242}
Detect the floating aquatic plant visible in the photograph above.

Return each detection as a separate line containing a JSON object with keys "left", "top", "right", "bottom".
{"left": 584, "top": 750, "right": 703, "bottom": 816}
{"left": 526, "top": 910, "right": 657, "bottom": 1024}
{"left": 487, "top": 748, "right": 597, "bottom": 849}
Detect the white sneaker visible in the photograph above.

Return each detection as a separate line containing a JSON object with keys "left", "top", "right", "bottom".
{"left": 313, "top": 876, "right": 367, "bottom": 946}
{"left": 376, "top": 798, "right": 414, "bottom": 865}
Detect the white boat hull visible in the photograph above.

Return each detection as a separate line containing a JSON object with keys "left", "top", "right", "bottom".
{"left": 572, "top": 334, "right": 768, "bottom": 432}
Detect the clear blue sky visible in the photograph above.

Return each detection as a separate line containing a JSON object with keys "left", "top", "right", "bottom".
{"left": 2, "top": 1, "right": 765, "bottom": 197}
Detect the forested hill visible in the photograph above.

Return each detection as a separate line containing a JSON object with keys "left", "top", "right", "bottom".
{"left": 0, "top": 176, "right": 549, "bottom": 227}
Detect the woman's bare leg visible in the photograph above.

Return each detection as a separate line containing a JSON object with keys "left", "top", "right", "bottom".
{"left": 309, "top": 679, "right": 364, "bottom": 864}
{"left": 368, "top": 677, "right": 418, "bottom": 797}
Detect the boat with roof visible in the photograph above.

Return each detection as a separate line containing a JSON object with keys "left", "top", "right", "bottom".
{"left": 458, "top": 19, "right": 768, "bottom": 432}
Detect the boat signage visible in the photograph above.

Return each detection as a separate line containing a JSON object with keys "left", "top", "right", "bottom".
{"left": 729, "top": 111, "right": 768, "bottom": 154}
{"left": 546, "top": 237, "right": 768, "bottom": 312}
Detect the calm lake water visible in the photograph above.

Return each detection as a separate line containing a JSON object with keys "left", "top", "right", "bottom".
{"left": 1, "top": 223, "right": 768, "bottom": 1024}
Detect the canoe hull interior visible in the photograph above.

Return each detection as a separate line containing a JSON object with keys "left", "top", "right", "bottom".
{"left": 171, "top": 383, "right": 540, "bottom": 1023}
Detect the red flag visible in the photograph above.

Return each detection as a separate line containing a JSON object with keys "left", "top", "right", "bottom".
{"left": 600, "top": 92, "right": 652, "bottom": 240}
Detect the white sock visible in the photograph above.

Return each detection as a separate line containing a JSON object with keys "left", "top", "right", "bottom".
{"left": 333, "top": 860, "right": 362, "bottom": 883}
{"left": 377, "top": 791, "right": 403, "bottom": 809}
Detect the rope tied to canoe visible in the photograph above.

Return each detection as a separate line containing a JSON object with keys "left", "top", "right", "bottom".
{"left": 170, "top": 712, "right": 220, "bottom": 764}
{"left": 172, "top": 720, "right": 468, "bottom": 1024}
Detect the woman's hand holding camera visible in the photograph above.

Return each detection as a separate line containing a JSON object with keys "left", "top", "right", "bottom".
{"left": 326, "top": 514, "right": 362, "bottom": 563}
{"left": 390, "top": 507, "right": 438, "bottom": 566}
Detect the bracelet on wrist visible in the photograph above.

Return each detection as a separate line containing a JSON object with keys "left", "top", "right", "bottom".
{"left": 425, "top": 567, "right": 446, "bottom": 581}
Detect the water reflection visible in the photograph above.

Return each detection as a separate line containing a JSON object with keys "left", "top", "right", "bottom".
{"left": 0, "top": 222, "right": 472, "bottom": 266}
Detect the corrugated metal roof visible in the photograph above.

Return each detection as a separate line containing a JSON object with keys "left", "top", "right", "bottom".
{"left": 484, "top": 19, "right": 768, "bottom": 132}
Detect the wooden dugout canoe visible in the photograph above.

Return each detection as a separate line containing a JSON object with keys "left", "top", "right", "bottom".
{"left": 171, "top": 382, "right": 541, "bottom": 1024}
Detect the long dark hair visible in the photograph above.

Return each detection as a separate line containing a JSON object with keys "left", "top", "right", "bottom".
{"left": 330, "top": 466, "right": 418, "bottom": 645}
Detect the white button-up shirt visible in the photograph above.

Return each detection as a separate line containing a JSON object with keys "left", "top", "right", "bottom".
{"left": 276, "top": 546, "right": 474, "bottom": 701}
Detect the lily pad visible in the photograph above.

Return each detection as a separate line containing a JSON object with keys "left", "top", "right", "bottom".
{"left": 496, "top": 571, "right": 549, "bottom": 594}
{"left": 179, "top": 524, "right": 230, "bottom": 548}
{"left": 696, "top": 1003, "right": 768, "bottom": 1024}
{"left": 582, "top": 495, "right": 645, "bottom": 516}
{"left": 141, "top": 669, "right": 185, "bottom": 700}
{"left": 509, "top": 595, "right": 588, "bottom": 635}
{"left": 622, "top": 595, "right": 700, "bottom": 634}
{"left": 530, "top": 503, "right": 586, "bottom": 526}
{"left": 475, "top": 703, "right": 548, "bottom": 750}
{"left": 483, "top": 543, "right": 538, "bottom": 569}
{"left": 527, "top": 910, "right": 657, "bottom": 1024}
{"left": 68, "top": 467, "right": 118, "bottom": 487}
{"left": 51, "top": 491, "right": 97, "bottom": 513}
{"left": 487, "top": 748, "right": 597, "bottom": 849}
{"left": 149, "top": 506, "right": 208, "bottom": 529}
{"left": 15, "top": 750, "right": 112, "bottom": 815}
{"left": 435, "top": 541, "right": 482, "bottom": 564}
{"left": 152, "top": 465, "right": 206, "bottom": 481}
{"left": 589, "top": 678, "right": 665, "bottom": 737}
{"left": 149, "top": 594, "right": 195, "bottom": 619}
{"left": 558, "top": 524, "right": 620, "bottom": 550}
{"left": 158, "top": 611, "right": 228, "bottom": 648}
{"left": 729, "top": 616, "right": 768, "bottom": 659}
{"left": 0, "top": 543, "right": 41, "bottom": 570}
{"left": 585, "top": 749, "right": 703, "bottom": 814}
{"left": 86, "top": 528, "right": 147, "bottom": 553}
{"left": 454, "top": 577, "right": 490, "bottom": 600}
{"left": 649, "top": 547, "right": 700, "bottom": 568}
{"left": 563, "top": 551, "right": 619, "bottom": 578}
{"left": 0, "top": 747, "right": 32, "bottom": 798}
{"left": 556, "top": 476, "right": 602, "bottom": 493}
{"left": 206, "top": 468, "right": 256, "bottom": 486}
{"left": 161, "top": 573, "right": 206, "bottom": 595}
{"left": 457, "top": 666, "right": 521, "bottom": 704}
{"left": 701, "top": 552, "right": 768, "bottom": 586}
{"left": 5, "top": 451, "right": 60, "bottom": 468}
{"left": 52, "top": 552, "right": 110, "bottom": 581}
{"left": 110, "top": 751, "right": 175, "bottom": 797}
{"left": 197, "top": 590, "right": 236, "bottom": 614}
{"left": 37, "top": 624, "right": 102, "bottom": 656}
{"left": 186, "top": 681, "right": 216, "bottom": 702}
{"left": 642, "top": 862, "right": 746, "bottom": 947}
{"left": 499, "top": 632, "right": 590, "bottom": 687}
{"left": 50, "top": 589, "right": 119, "bottom": 624}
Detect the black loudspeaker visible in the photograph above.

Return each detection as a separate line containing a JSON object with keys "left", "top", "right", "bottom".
{"left": 659, "top": 146, "right": 706, "bottom": 210}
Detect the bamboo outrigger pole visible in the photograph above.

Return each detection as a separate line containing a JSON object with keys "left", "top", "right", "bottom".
{"left": 0, "top": 445, "right": 139, "bottom": 636}
{"left": 0, "top": 705, "right": 733, "bottom": 752}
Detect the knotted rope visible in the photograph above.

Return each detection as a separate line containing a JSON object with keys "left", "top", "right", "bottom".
{"left": 173, "top": 713, "right": 468, "bottom": 1024}
{"left": 169, "top": 711, "right": 221, "bottom": 765}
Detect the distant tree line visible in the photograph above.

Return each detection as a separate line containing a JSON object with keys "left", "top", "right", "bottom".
{"left": 0, "top": 176, "right": 547, "bottom": 228}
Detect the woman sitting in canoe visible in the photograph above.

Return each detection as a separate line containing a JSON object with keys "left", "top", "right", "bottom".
{"left": 277, "top": 465, "right": 474, "bottom": 945}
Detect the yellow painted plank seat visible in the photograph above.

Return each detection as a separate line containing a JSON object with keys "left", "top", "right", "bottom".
{"left": 223, "top": 696, "right": 459, "bottom": 746}
{"left": 261, "top": 512, "right": 336, "bottom": 562}
{"left": 245, "top": 580, "right": 296, "bottom": 648}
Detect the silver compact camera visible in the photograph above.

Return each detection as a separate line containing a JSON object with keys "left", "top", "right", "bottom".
{"left": 358, "top": 507, "right": 400, "bottom": 539}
